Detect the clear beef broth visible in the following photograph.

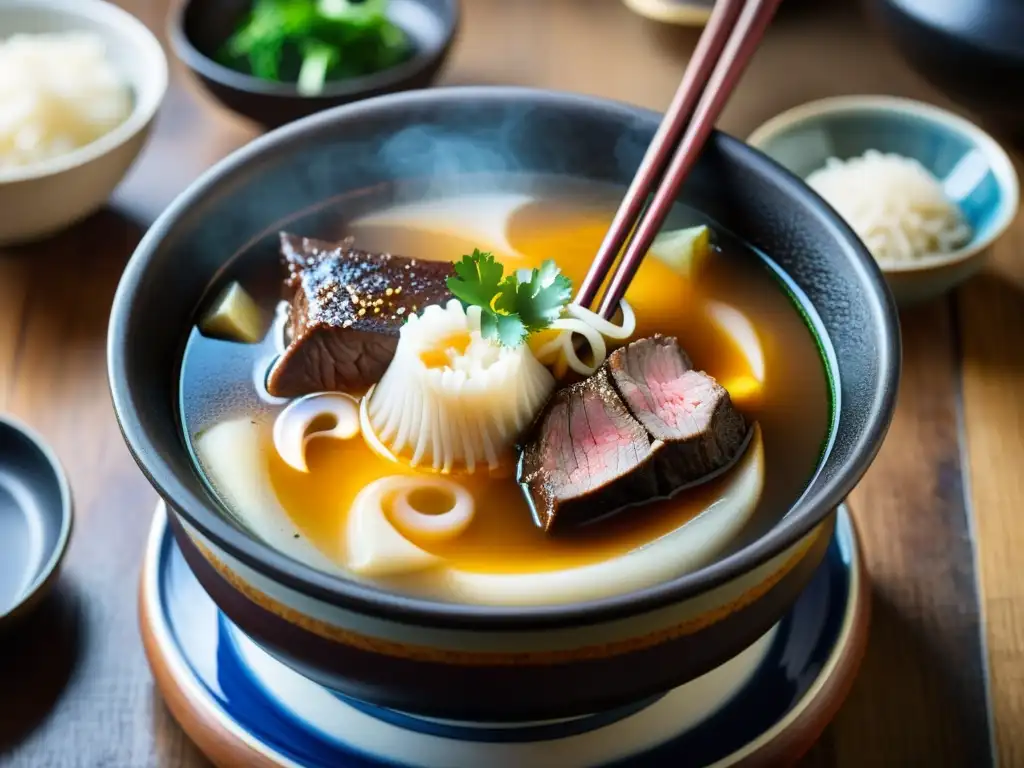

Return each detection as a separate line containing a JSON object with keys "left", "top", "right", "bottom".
{"left": 179, "top": 174, "right": 833, "bottom": 581}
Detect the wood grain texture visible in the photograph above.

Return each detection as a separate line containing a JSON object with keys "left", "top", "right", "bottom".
{"left": 801, "top": 302, "right": 991, "bottom": 766}
{"left": 958, "top": 147, "right": 1024, "bottom": 768}
{"left": 0, "top": 0, "right": 1006, "bottom": 766}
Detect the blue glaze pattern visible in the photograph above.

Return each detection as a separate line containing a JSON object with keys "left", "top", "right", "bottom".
{"left": 325, "top": 688, "right": 667, "bottom": 743}
{"left": 153, "top": 510, "right": 858, "bottom": 767}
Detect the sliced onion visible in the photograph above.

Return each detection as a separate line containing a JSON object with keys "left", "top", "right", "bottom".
{"left": 565, "top": 299, "right": 636, "bottom": 339}
{"left": 347, "top": 475, "right": 475, "bottom": 577}
{"left": 254, "top": 356, "right": 291, "bottom": 406}
{"left": 389, "top": 477, "right": 474, "bottom": 543}
{"left": 273, "top": 393, "right": 361, "bottom": 472}
{"left": 533, "top": 299, "right": 636, "bottom": 377}
{"left": 272, "top": 300, "right": 290, "bottom": 354}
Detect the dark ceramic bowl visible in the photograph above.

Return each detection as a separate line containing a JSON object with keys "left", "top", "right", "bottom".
{"left": 108, "top": 87, "right": 899, "bottom": 722}
{"left": 169, "top": 0, "right": 459, "bottom": 129}
{"left": 865, "top": 0, "right": 1024, "bottom": 136}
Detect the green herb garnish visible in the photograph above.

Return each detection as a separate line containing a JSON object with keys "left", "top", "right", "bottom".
{"left": 219, "top": 0, "right": 413, "bottom": 95}
{"left": 447, "top": 249, "right": 573, "bottom": 347}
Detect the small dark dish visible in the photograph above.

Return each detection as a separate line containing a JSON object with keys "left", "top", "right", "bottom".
{"left": 108, "top": 87, "right": 899, "bottom": 721}
{"left": 865, "top": 0, "right": 1024, "bottom": 136}
{"left": 0, "top": 416, "right": 73, "bottom": 631}
{"left": 169, "top": 0, "right": 459, "bottom": 129}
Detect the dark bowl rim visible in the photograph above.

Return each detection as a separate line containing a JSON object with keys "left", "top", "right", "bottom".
{"left": 167, "top": 0, "right": 461, "bottom": 100}
{"left": 107, "top": 85, "right": 900, "bottom": 631}
{"left": 0, "top": 413, "right": 74, "bottom": 626}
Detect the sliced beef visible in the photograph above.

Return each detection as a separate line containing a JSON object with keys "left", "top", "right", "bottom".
{"left": 266, "top": 233, "right": 453, "bottom": 397}
{"left": 518, "top": 335, "right": 750, "bottom": 531}
{"left": 607, "top": 335, "right": 748, "bottom": 491}
{"left": 518, "top": 367, "right": 659, "bottom": 532}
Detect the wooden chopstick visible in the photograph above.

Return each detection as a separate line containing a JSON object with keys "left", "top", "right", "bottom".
{"left": 574, "top": 0, "right": 746, "bottom": 309}
{"left": 575, "top": 0, "right": 784, "bottom": 319}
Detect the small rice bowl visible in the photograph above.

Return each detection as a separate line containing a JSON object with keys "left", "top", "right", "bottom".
{"left": 805, "top": 149, "right": 971, "bottom": 263}
{"left": 0, "top": 32, "right": 133, "bottom": 173}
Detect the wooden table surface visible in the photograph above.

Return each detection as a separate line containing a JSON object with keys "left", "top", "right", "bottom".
{"left": 1, "top": 1, "right": 1020, "bottom": 766}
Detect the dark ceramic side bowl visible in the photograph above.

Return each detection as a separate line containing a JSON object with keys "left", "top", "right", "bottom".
{"left": 108, "top": 87, "right": 899, "bottom": 722}
{"left": 169, "top": 0, "right": 459, "bottom": 129}
{"left": 865, "top": 0, "right": 1024, "bottom": 136}
{"left": 0, "top": 415, "right": 73, "bottom": 631}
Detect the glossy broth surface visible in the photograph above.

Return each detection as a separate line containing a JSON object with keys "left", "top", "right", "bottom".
{"left": 180, "top": 177, "right": 832, "bottom": 579}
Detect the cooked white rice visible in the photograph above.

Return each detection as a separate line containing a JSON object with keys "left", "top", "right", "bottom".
{"left": 805, "top": 149, "right": 972, "bottom": 262}
{"left": 0, "top": 33, "right": 133, "bottom": 172}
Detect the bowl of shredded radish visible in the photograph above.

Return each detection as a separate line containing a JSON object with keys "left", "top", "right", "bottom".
{"left": 749, "top": 95, "right": 1019, "bottom": 306}
{"left": 0, "top": 0, "right": 167, "bottom": 245}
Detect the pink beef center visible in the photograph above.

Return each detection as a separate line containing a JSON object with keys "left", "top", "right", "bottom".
{"left": 621, "top": 368, "right": 714, "bottom": 438}
{"left": 542, "top": 396, "right": 645, "bottom": 491}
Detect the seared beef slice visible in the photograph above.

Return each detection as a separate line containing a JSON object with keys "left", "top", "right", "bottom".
{"left": 608, "top": 336, "right": 748, "bottom": 493}
{"left": 267, "top": 233, "right": 453, "bottom": 397}
{"left": 518, "top": 367, "right": 659, "bottom": 532}
{"left": 519, "top": 335, "right": 750, "bottom": 530}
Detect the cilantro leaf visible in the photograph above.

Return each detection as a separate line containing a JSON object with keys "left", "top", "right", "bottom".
{"left": 499, "top": 260, "right": 573, "bottom": 332}
{"left": 446, "top": 250, "right": 573, "bottom": 348}
{"left": 448, "top": 249, "right": 505, "bottom": 309}
{"left": 479, "top": 311, "right": 528, "bottom": 348}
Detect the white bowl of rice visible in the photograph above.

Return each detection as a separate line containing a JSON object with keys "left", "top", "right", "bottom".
{"left": 748, "top": 96, "right": 1019, "bottom": 307}
{"left": 0, "top": 0, "right": 168, "bottom": 246}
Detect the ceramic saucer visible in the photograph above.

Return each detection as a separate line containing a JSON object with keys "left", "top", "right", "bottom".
{"left": 140, "top": 503, "right": 868, "bottom": 767}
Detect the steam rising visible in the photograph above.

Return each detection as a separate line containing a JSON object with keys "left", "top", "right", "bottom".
{"left": 364, "top": 100, "right": 654, "bottom": 202}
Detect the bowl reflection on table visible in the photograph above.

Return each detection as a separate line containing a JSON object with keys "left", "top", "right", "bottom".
{"left": 107, "top": 87, "right": 898, "bottom": 722}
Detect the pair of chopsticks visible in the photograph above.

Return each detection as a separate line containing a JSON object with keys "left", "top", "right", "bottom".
{"left": 576, "top": 0, "right": 784, "bottom": 319}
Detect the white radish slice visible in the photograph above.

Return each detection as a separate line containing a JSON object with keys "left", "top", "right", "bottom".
{"left": 707, "top": 300, "right": 766, "bottom": 383}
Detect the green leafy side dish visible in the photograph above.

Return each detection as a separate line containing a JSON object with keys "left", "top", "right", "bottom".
{"left": 447, "top": 250, "right": 574, "bottom": 348}
{"left": 219, "top": 0, "right": 413, "bottom": 95}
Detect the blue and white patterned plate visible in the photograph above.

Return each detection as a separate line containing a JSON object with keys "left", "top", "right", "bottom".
{"left": 141, "top": 504, "right": 866, "bottom": 768}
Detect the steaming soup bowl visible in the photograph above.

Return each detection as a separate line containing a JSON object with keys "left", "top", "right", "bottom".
{"left": 108, "top": 87, "right": 898, "bottom": 722}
